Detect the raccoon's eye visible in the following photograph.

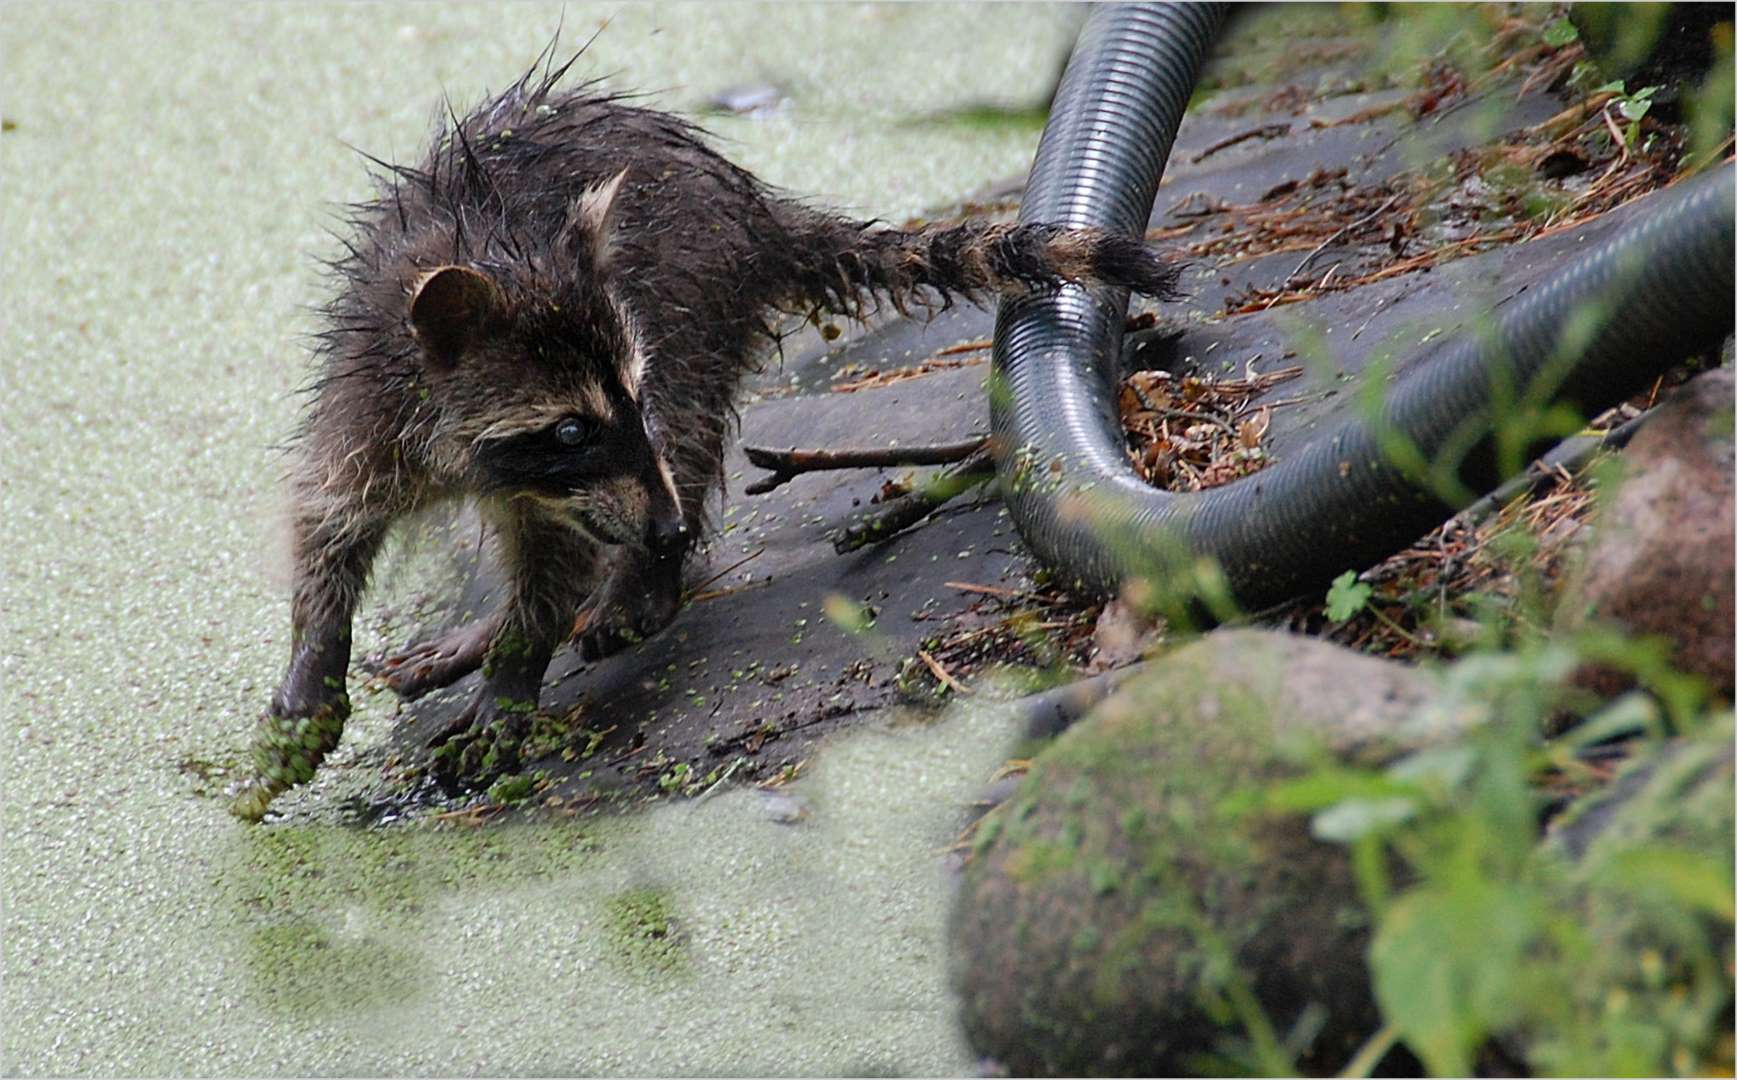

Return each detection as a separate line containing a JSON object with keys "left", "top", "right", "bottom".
{"left": 554, "top": 418, "right": 590, "bottom": 447}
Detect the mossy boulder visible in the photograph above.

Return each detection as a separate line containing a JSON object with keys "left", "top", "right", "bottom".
{"left": 949, "top": 629, "right": 1460, "bottom": 1076}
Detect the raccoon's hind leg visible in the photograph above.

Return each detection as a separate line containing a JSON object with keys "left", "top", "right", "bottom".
{"left": 375, "top": 611, "right": 501, "bottom": 699}
{"left": 399, "top": 541, "right": 685, "bottom": 677}
{"left": 428, "top": 503, "right": 600, "bottom": 784}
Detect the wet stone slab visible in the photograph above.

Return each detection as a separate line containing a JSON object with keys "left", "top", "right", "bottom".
{"left": 383, "top": 16, "right": 1658, "bottom": 810}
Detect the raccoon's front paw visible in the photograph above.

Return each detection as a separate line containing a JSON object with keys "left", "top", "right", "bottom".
{"left": 231, "top": 697, "right": 350, "bottom": 822}
{"left": 572, "top": 563, "right": 683, "bottom": 661}
{"left": 427, "top": 693, "right": 536, "bottom": 789}
{"left": 372, "top": 615, "right": 497, "bottom": 699}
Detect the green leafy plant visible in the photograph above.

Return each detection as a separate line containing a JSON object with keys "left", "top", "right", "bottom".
{"left": 1325, "top": 570, "right": 1374, "bottom": 622}
{"left": 1244, "top": 634, "right": 1731, "bottom": 1075}
{"left": 485, "top": 770, "right": 542, "bottom": 804}
{"left": 1541, "top": 17, "right": 1578, "bottom": 49}
{"left": 1595, "top": 80, "right": 1662, "bottom": 148}
{"left": 657, "top": 761, "right": 691, "bottom": 793}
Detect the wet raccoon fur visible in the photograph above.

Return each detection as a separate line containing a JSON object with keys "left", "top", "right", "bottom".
{"left": 255, "top": 49, "right": 1180, "bottom": 807}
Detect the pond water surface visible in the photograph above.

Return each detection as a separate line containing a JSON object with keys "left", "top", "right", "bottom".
{"left": 1, "top": 4, "right": 1078, "bottom": 1072}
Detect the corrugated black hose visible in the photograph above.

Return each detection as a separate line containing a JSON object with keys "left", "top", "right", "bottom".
{"left": 991, "top": 2, "right": 1736, "bottom": 611}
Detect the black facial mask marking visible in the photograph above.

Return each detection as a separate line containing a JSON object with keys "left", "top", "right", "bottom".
{"left": 475, "top": 416, "right": 612, "bottom": 495}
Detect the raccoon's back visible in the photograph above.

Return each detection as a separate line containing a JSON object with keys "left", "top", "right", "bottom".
{"left": 432, "top": 79, "right": 776, "bottom": 272}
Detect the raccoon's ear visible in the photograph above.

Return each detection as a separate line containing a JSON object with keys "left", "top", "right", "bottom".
{"left": 563, "top": 169, "right": 629, "bottom": 273}
{"left": 409, "top": 265, "right": 504, "bottom": 368}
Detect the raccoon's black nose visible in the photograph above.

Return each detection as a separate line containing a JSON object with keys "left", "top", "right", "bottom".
{"left": 650, "top": 516, "right": 690, "bottom": 554}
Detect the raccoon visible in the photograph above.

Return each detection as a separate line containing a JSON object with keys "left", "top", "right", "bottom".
{"left": 233, "top": 48, "right": 1180, "bottom": 819}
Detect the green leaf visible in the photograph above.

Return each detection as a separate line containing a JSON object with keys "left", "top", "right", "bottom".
{"left": 1553, "top": 692, "right": 1662, "bottom": 750}
{"left": 1229, "top": 766, "right": 1418, "bottom": 816}
{"left": 1312, "top": 796, "right": 1417, "bottom": 842}
{"left": 1601, "top": 846, "right": 1735, "bottom": 921}
{"left": 1618, "top": 95, "right": 1653, "bottom": 123}
{"left": 1325, "top": 570, "right": 1374, "bottom": 621}
{"left": 1542, "top": 17, "right": 1579, "bottom": 47}
{"left": 486, "top": 773, "right": 536, "bottom": 803}
{"left": 1371, "top": 883, "right": 1544, "bottom": 1076}
{"left": 1388, "top": 744, "right": 1478, "bottom": 791}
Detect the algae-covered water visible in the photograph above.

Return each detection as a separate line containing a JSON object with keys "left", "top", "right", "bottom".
{"left": 0, "top": 4, "right": 1077, "bottom": 1073}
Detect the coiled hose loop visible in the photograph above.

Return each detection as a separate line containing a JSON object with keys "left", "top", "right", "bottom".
{"left": 992, "top": 4, "right": 1736, "bottom": 610}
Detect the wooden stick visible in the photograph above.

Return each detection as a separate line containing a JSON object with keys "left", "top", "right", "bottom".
{"left": 832, "top": 446, "right": 996, "bottom": 553}
{"left": 1190, "top": 122, "right": 1292, "bottom": 164}
{"left": 743, "top": 436, "right": 989, "bottom": 495}
{"left": 943, "top": 580, "right": 1038, "bottom": 600}
{"left": 1285, "top": 191, "right": 1403, "bottom": 283}
{"left": 933, "top": 339, "right": 993, "bottom": 356}
{"left": 917, "top": 648, "right": 971, "bottom": 695}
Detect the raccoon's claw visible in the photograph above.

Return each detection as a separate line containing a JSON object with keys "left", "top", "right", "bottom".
{"left": 572, "top": 593, "right": 680, "bottom": 662}
{"left": 427, "top": 694, "right": 536, "bottom": 790}
{"left": 574, "top": 617, "right": 647, "bottom": 662}
{"left": 572, "top": 565, "right": 682, "bottom": 661}
{"left": 374, "top": 616, "right": 497, "bottom": 699}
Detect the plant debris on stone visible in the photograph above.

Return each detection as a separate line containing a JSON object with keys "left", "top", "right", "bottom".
{"left": 1118, "top": 364, "right": 1303, "bottom": 491}
{"left": 899, "top": 581, "right": 1100, "bottom": 698}
{"left": 1170, "top": 10, "right": 1715, "bottom": 319}
{"left": 1288, "top": 454, "right": 1603, "bottom": 660}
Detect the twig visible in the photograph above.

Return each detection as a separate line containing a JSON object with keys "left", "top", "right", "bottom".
{"left": 690, "top": 757, "right": 745, "bottom": 805}
{"left": 1680, "top": 134, "right": 1735, "bottom": 176}
{"left": 1351, "top": 286, "right": 1410, "bottom": 340}
{"left": 1160, "top": 406, "right": 1242, "bottom": 441}
{"left": 1457, "top": 406, "right": 1654, "bottom": 527}
{"left": 688, "top": 581, "right": 767, "bottom": 605}
{"left": 1600, "top": 102, "right": 1632, "bottom": 165}
{"left": 1528, "top": 91, "right": 1617, "bottom": 140}
{"left": 429, "top": 803, "right": 509, "bottom": 826}
{"left": 1126, "top": 382, "right": 1244, "bottom": 441}
{"left": 1515, "top": 42, "right": 1582, "bottom": 101}
{"left": 1286, "top": 192, "right": 1404, "bottom": 283}
{"left": 683, "top": 547, "right": 764, "bottom": 602}
{"left": 832, "top": 354, "right": 987, "bottom": 393}
{"left": 605, "top": 740, "right": 654, "bottom": 767}
{"left": 1316, "top": 99, "right": 1406, "bottom": 130}
{"left": 743, "top": 436, "right": 988, "bottom": 494}
{"left": 1190, "top": 122, "right": 1291, "bottom": 164}
{"left": 1365, "top": 600, "right": 1427, "bottom": 649}
{"left": 943, "top": 580, "right": 1057, "bottom": 602}
{"left": 917, "top": 648, "right": 972, "bottom": 695}
{"left": 933, "top": 338, "right": 992, "bottom": 356}
{"left": 832, "top": 445, "right": 997, "bottom": 553}
{"left": 1259, "top": 392, "right": 1334, "bottom": 410}
{"left": 1145, "top": 221, "right": 1199, "bottom": 241}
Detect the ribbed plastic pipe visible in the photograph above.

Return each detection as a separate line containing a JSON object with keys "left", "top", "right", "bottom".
{"left": 992, "top": 3, "right": 1736, "bottom": 608}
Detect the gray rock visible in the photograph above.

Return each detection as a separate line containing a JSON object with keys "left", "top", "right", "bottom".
{"left": 1556, "top": 369, "right": 1735, "bottom": 699}
{"left": 948, "top": 629, "right": 1460, "bottom": 1076}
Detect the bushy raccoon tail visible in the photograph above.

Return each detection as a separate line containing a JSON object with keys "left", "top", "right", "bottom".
{"left": 776, "top": 212, "right": 1183, "bottom": 318}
